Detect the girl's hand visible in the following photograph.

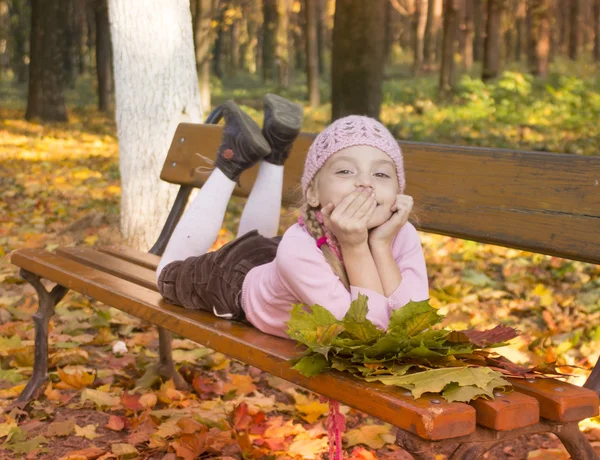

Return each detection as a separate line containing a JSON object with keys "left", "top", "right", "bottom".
{"left": 320, "top": 187, "right": 377, "bottom": 248}
{"left": 368, "top": 194, "right": 413, "bottom": 249}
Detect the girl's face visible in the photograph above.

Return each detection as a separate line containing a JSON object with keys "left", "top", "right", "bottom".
{"left": 306, "top": 145, "right": 399, "bottom": 229}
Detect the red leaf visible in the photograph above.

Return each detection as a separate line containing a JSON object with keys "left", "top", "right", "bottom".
{"left": 121, "top": 392, "right": 144, "bottom": 411}
{"left": 448, "top": 325, "right": 518, "bottom": 347}
{"left": 105, "top": 415, "right": 127, "bottom": 431}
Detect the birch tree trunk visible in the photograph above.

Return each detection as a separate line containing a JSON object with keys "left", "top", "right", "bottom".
{"left": 108, "top": 0, "right": 202, "bottom": 251}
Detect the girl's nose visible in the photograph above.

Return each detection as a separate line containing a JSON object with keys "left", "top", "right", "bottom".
{"left": 356, "top": 181, "right": 373, "bottom": 190}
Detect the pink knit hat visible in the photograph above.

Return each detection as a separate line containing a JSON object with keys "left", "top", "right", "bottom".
{"left": 301, "top": 115, "right": 405, "bottom": 195}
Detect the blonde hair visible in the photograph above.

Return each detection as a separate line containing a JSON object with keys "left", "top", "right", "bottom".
{"left": 299, "top": 203, "right": 350, "bottom": 291}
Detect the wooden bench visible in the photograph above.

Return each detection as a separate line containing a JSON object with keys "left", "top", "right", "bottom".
{"left": 11, "top": 111, "right": 600, "bottom": 459}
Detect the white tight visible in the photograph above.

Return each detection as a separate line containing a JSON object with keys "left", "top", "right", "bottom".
{"left": 156, "top": 162, "right": 284, "bottom": 281}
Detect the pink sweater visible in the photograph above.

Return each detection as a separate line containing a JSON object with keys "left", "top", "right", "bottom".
{"left": 241, "top": 222, "right": 429, "bottom": 339}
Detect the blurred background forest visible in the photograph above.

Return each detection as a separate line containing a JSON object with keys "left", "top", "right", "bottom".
{"left": 1, "top": 0, "right": 599, "bottom": 154}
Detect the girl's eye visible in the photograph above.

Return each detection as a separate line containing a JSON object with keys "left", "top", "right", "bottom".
{"left": 374, "top": 173, "right": 391, "bottom": 178}
{"left": 336, "top": 170, "right": 352, "bottom": 175}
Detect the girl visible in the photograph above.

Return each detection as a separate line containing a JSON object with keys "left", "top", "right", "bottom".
{"left": 157, "top": 96, "right": 429, "bottom": 338}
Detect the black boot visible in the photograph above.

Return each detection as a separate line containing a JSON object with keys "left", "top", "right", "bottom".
{"left": 262, "top": 94, "right": 303, "bottom": 166}
{"left": 215, "top": 100, "right": 272, "bottom": 183}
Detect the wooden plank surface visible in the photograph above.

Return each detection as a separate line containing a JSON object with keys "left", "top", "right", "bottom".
{"left": 12, "top": 248, "right": 476, "bottom": 441}
{"left": 470, "top": 390, "right": 539, "bottom": 431}
{"left": 55, "top": 247, "right": 545, "bottom": 432}
{"left": 509, "top": 378, "right": 599, "bottom": 422}
{"left": 160, "top": 124, "right": 600, "bottom": 264}
{"left": 98, "top": 246, "right": 160, "bottom": 270}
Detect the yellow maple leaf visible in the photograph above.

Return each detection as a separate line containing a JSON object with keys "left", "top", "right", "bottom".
{"left": 296, "top": 399, "right": 329, "bottom": 423}
{"left": 56, "top": 367, "right": 96, "bottom": 390}
{"left": 222, "top": 373, "right": 256, "bottom": 396}
{"left": 74, "top": 424, "right": 100, "bottom": 440}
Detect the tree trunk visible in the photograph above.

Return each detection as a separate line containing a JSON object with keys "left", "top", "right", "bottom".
{"left": 439, "top": 0, "right": 458, "bottom": 95}
{"left": 73, "top": 0, "right": 86, "bottom": 75}
{"left": 305, "top": 0, "right": 320, "bottom": 107}
{"left": 192, "top": 0, "right": 216, "bottom": 114}
{"left": 413, "top": 0, "right": 429, "bottom": 74}
{"left": 472, "top": 0, "right": 484, "bottom": 61}
{"left": 96, "top": 0, "right": 111, "bottom": 112}
{"left": 515, "top": 0, "right": 526, "bottom": 61}
{"left": 63, "top": 0, "right": 76, "bottom": 87}
{"left": 262, "top": 0, "right": 277, "bottom": 82}
{"left": 212, "top": 4, "right": 225, "bottom": 79}
{"left": 594, "top": 0, "right": 600, "bottom": 62}
{"left": 275, "top": 0, "right": 290, "bottom": 87}
{"left": 26, "top": 0, "right": 69, "bottom": 121}
{"left": 8, "top": 0, "right": 30, "bottom": 84}
{"left": 331, "top": 0, "right": 387, "bottom": 120}
{"left": 463, "top": 0, "right": 474, "bottom": 70}
{"left": 108, "top": 0, "right": 203, "bottom": 251}
{"left": 527, "top": 0, "right": 550, "bottom": 76}
{"left": 482, "top": 0, "right": 503, "bottom": 81}
{"left": 569, "top": 0, "right": 580, "bottom": 60}
{"left": 423, "top": 0, "right": 443, "bottom": 67}
{"left": 229, "top": 18, "right": 240, "bottom": 76}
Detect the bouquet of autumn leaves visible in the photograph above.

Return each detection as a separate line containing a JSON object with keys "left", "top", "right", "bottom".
{"left": 286, "top": 295, "right": 561, "bottom": 403}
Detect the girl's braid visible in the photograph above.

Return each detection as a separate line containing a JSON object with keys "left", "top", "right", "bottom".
{"left": 300, "top": 206, "right": 350, "bottom": 290}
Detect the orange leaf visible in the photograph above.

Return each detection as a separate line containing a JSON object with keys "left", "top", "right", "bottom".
{"left": 57, "top": 367, "right": 95, "bottom": 390}
{"left": 105, "top": 415, "right": 126, "bottom": 431}
{"left": 177, "top": 418, "right": 207, "bottom": 434}
{"left": 57, "top": 447, "right": 106, "bottom": 460}
{"left": 222, "top": 373, "right": 256, "bottom": 396}
{"left": 171, "top": 433, "right": 208, "bottom": 460}
{"left": 121, "top": 392, "right": 144, "bottom": 411}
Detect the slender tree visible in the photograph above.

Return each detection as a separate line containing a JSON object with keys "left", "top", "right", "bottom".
{"left": 472, "top": 0, "right": 484, "bottom": 62}
{"left": 413, "top": 0, "right": 429, "bottom": 74}
{"left": 424, "top": 0, "right": 443, "bottom": 67}
{"left": 527, "top": 0, "right": 551, "bottom": 77}
{"left": 439, "top": 0, "right": 458, "bottom": 95}
{"left": 594, "top": 0, "right": 600, "bottom": 62}
{"left": 192, "top": 0, "right": 217, "bottom": 114}
{"left": 262, "top": 0, "right": 277, "bottom": 82}
{"left": 569, "top": 0, "right": 580, "bottom": 60}
{"left": 96, "top": 0, "right": 112, "bottom": 112}
{"left": 26, "top": 0, "right": 69, "bottom": 121}
{"left": 463, "top": 0, "right": 474, "bottom": 70}
{"left": 305, "top": 0, "right": 320, "bottom": 107}
{"left": 515, "top": 0, "right": 526, "bottom": 61}
{"left": 275, "top": 0, "right": 290, "bottom": 86}
{"left": 7, "top": 0, "right": 30, "bottom": 84}
{"left": 331, "top": 0, "right": 387, "bottom": 120}
{"left": 482, "top": 0, "right": 503, "bottom": 81}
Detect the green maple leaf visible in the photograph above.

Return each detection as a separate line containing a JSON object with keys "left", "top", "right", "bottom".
{"left": 286, "top": 304, "right": 344, "bottom": 356}
{"left": 364, "top": 366, "right": 507, "bottom": 399}
{"left": 388, "top": 300, "right": 442, "bottom": 337}
{"left": 292, "top": 353, "right": 330, "bottom": 376}
{"left": 342, "top": 295, "right": 383, "bottom": 342}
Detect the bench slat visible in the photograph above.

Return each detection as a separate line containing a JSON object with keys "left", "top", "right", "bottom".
{"left": 470, "top": 390, "right": 539, "bottom": 431}
{"left": 160, "top": 124, "right": 600, "bottom": 264}
{"left": 98, "top": 246, "right": 160, "bottom": 270}
{"left": 11, "top": 248, "right": 475, "bottom": 441}
{"left": 57, "top": 247, "right": 157, "bottom": 291}
{"left": 509, "top": 378, "right": 599, "bottom": 422}
{"left": 54, "top": 247, "right": 543, "bottom": 432}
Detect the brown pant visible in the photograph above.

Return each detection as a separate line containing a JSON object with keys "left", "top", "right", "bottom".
{"left": 157, "top": 230, "right": 280, "bottom": 321}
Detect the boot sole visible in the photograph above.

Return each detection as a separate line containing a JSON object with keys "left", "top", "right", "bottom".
{"left": 222, "top": 100, "right": 271, "bottom": 156}
{"left": 263, "top": 94, "right": 303, "bottom": 134}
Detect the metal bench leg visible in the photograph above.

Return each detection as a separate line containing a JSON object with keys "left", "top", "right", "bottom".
{"left": 553, "top": 422, "right": 599, "bottom": 460}
{"left": 583, "top": 358, "right": 600, "bottom": 396}
{"left": 17, "top": 269, "right": 68, "bottom": 403}
{"left": 157, "top": 327, "right": 188, "bottom": 389}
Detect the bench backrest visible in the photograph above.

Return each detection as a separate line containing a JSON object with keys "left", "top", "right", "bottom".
{"left": 161, "top": 123, "right": 600, "bottom": 265}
